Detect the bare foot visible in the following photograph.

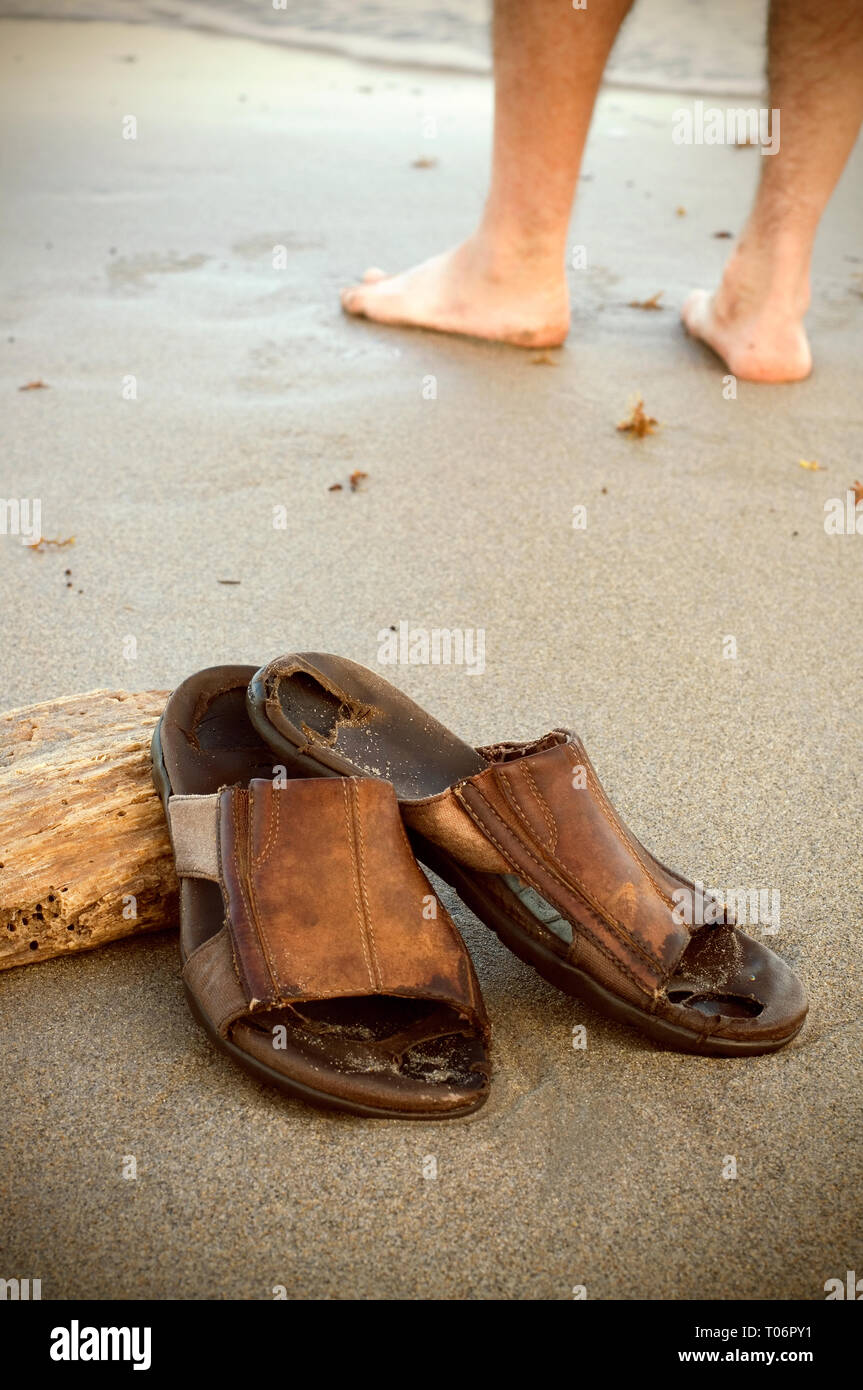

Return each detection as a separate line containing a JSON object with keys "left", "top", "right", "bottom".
{"left": 682, "top": 253, "right": 812, "bottom": 383}
{"left": 341, "top": 236, "right": 570, "bottom": 348}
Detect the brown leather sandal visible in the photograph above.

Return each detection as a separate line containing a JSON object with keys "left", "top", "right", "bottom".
{"left": 247, "top": 653, "right": 808, "bottom": 1057}
{"left": 151, "top": 665, "right": 491, "bottom": 1118}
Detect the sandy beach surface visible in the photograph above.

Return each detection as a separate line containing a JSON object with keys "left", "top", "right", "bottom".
{"left": 1, "top": 15, "right": 861, "bottom": 1300}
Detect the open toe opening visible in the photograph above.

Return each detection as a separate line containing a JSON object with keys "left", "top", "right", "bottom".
{"left": 666, "top": 987, "right": 763, "bottom": 1019}
{"left": 291, "top": 994, "right": 436, "bottom": 1040}
{"left": 665, "top": 924, "right": 769, "bottom": 1023}
{"left": 661, "top": 921, "right": 807, "bottom": 1046}
{"left": 238, "top": 995, "right": 486, "bottom": 1089}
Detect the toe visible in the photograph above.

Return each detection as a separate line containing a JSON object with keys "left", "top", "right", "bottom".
{"left": 340, "top": 285, "right": 367, "bottom": 315}
{"left": 362, "top": 267, "right": 388, "bottom": 283}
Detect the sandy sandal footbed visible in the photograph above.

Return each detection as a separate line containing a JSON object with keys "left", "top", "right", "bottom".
{"left": 247, "top": 654, "right": 808, "bottom": 1057}
{"left": 152, "top": 665, "right": 490, "bottom": 1118}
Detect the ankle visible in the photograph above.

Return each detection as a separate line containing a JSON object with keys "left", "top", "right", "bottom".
{"left": 717, "top": 235, "right": 811, "bottom": 321}
{"left": 470, "top": 216, "right": 568, "bottom": 284}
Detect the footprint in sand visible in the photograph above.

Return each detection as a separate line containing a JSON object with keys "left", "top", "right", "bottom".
{"left": 106, "top": 251, "right": 209, "bottom": 291}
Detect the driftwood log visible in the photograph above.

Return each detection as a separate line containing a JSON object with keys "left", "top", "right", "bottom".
{"left": 0, "top": 689, "right": 177, "bottom": 971}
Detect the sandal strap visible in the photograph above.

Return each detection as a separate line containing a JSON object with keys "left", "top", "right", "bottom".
{"left": 168, "top": 793, "right": 220, "bottom": 879}
{"left": 408, "top": 731, "right": 692, "bottom": 998}
{"left": 182, "top": 927, "right": 248, "bottom": 1038}
{"left": 175, "top": 777, "right": 487, "bottom": 1032}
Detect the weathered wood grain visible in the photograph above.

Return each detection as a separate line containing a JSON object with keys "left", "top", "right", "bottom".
{"left": 0, "top": 689, "right": 176, "bottom": 971}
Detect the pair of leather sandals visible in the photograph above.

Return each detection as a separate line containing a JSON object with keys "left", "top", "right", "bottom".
{"left": 152, "top": 653, "right": 808, "bottom": 1120}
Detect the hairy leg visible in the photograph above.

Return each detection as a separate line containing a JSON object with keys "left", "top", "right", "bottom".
{"left": 683, "top": 0, "right": 863, "bottom": 382}
{"left": 341, "top": 0, "right": 634, "bottom": 347}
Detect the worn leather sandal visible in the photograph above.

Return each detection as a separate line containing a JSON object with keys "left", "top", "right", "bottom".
{"left": 247, "top": 654, "right": 808, "bottom": 1057}
{"left": 152, "top": 665, "right": 491, "bottom": 1118}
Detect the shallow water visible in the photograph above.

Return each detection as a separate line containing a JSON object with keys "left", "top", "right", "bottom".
{"left": 1, "top": 0, "right": 767, "bottom": 93}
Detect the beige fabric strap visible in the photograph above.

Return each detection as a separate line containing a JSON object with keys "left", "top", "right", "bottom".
{"left": 182, "top": 927, "right": 248, "bottom": 1037}
{"left": 168, "top": 794, "right": 221, "bottom": 880}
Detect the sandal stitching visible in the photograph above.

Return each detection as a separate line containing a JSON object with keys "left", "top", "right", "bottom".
{"left": 570, "top": 743, "right": 679, "bottom": 914}
{"left": 214, "top": 791, "right": 244, "bottom": 999}
{"left": 236, "top": 786, "right": 279, "bottom": 1004}
{"left": 497, "top": 767, "right": 557, "bottom": 855}
{"left": 395, "top": 815, "right": 480, "bottom": 1019}
{"left": 520, "top": 763, "right": 558, "bottom": 852}
{"left": 473, "top": 773, "right": 667, "bottom": 974}
{"left": 352, "top": 781, "right": 382, "bottom": 992}
{"left": 498, "top": 744, "right": 683, "bottom": 973}
{"left": 455, "top": 787, "right": 656, "bottom": 997}
{"left": 225, "top": 789, "right": 256, "bottom": 1001}
{"left": 252, "top": 780, "right": 280, "bottom": 868}
{"left": 483, "top": 874, "right": 657, "bottom": 1005}
{"left": 343, "top": 780, "right": 377, "bottom": 992}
